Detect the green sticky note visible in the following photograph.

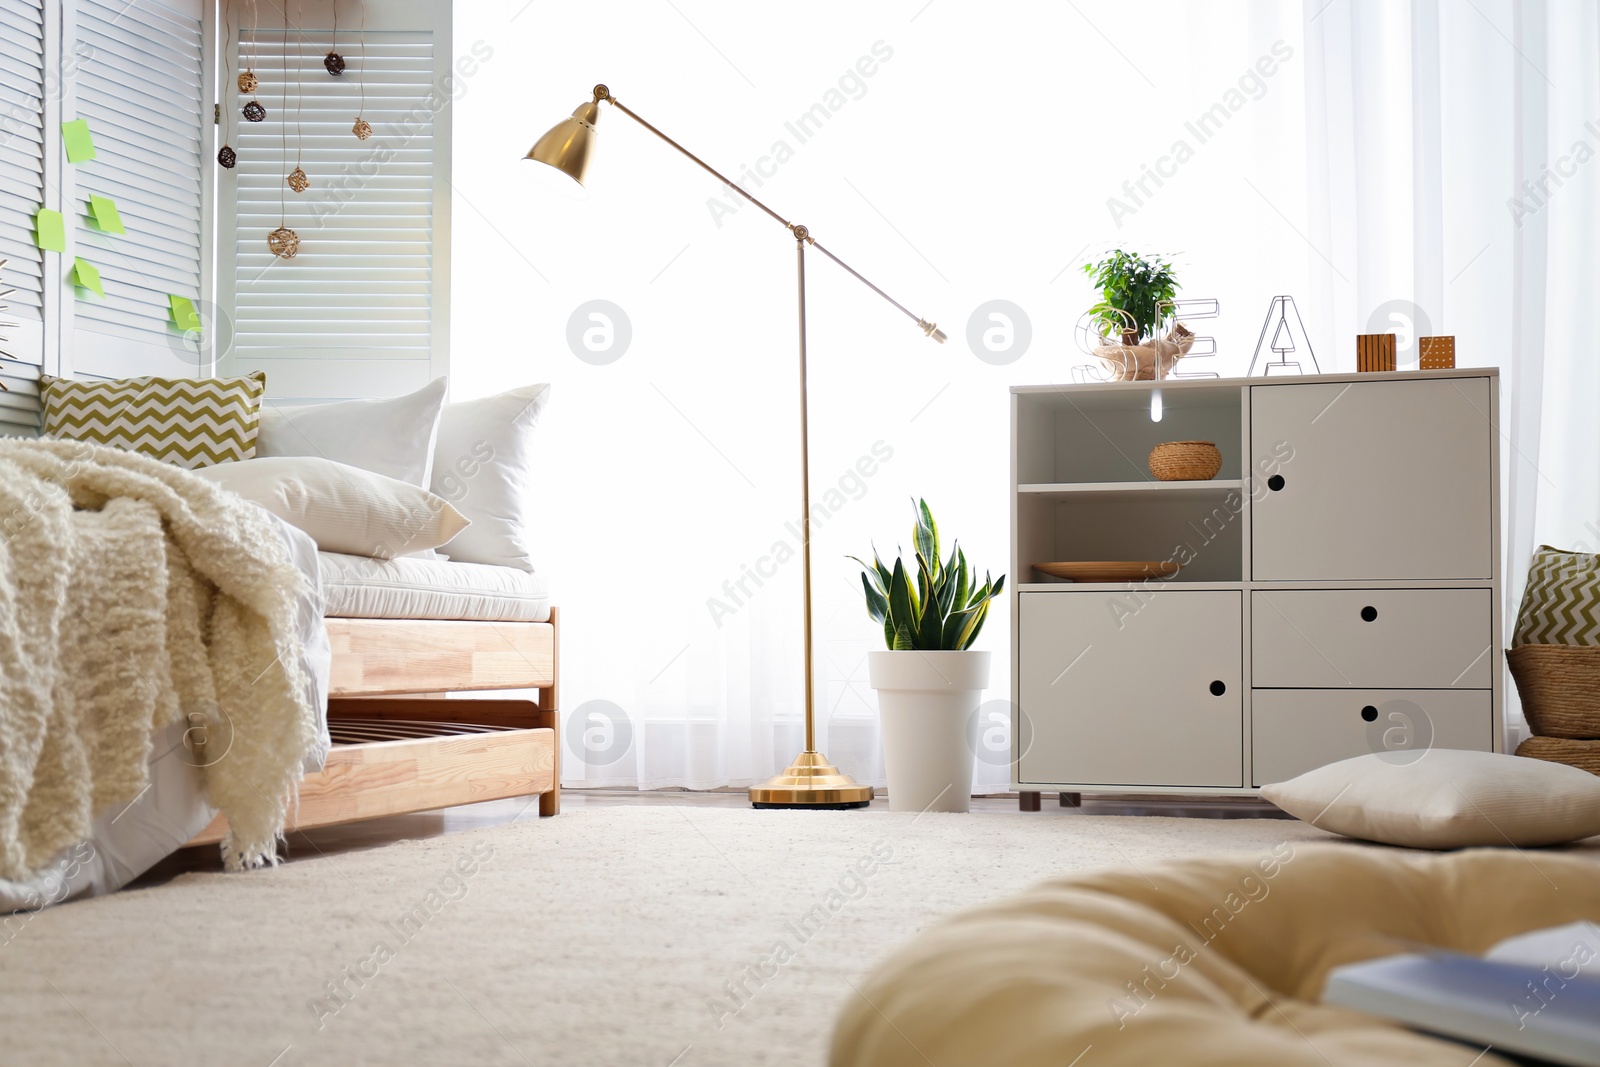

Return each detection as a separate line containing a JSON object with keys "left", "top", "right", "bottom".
{"left": 72, "top": 258, "right": 104, "bottom": 298}
{"left": 34, "top": 208, "right": 66, "bottom": 252}
{"left": 61, "top": 119, "right": 95, "bottom": 163}
{"left": 88, "top": 195, "right": 124, "bottom": 234}
{"left": 169, "top": 295, "right": 200, "bottom": 332}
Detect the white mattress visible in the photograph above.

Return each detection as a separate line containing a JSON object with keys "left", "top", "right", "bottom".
{"left": 318, "top": 551, "right": 551, "bottom": 622}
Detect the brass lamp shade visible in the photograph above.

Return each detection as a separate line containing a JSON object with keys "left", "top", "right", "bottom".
{"left": 524, "top": 101, "right": 601, "bottom": 194}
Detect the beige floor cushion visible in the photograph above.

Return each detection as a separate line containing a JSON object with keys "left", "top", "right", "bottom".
{"left": 831, "top": 844, "right": 1600, "bottom": 1067}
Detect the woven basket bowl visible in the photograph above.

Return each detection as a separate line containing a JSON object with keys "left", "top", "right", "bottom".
{"left": 1149, "top": 441, "right": 1222, "bottom": 482}
{"left": 1507, "top": 644, "right": 1600, "bottom": 740}
{"left": 1516, "top": 735, "right": 1600, "bottom": 776}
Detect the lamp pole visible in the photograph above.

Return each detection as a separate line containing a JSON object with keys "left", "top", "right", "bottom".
{"left": 526, "top": 85, "right": 946, "bottom": 808}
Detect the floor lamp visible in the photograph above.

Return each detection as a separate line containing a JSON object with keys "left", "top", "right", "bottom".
{"left": 524, "top": 84, "right": 946, "bottom": 809}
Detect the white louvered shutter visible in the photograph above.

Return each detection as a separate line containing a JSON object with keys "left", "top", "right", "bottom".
{"left": 220, "top": 5, "right": 450, "bottom": 400}
{"left": 68, "top": 0, "right": 208, "bottom": 380}
{"left": 0, "top": 0, "right": 48, "bottom": 433}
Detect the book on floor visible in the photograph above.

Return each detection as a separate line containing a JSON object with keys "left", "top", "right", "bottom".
{"left": 1323, "top": 921, "right": 1600, "bottom": 1067}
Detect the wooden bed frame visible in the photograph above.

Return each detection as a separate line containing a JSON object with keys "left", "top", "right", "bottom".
{"left": 187, "top": 608, "right": 560, "bottom": 847}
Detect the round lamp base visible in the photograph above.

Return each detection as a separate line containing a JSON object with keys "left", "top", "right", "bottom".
{"left": 749, "top": 750, "right": 875, "bottom": 809}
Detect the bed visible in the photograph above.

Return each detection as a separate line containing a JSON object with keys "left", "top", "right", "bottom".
{"left": 0, "top": 519, "right": 559, "bottom": 913}
{"left": 184, "top": 548, "right": 561, "bottom": 849}
{"left": 0, "top": 380, "right": 561, "bottom": 909}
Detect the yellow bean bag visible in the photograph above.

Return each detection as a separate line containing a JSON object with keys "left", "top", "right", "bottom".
{"left": 831, "top": 843, "right": 1600, "bottom": 1066}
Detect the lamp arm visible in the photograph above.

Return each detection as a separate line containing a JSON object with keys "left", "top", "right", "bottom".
{"left": 597, "top": 85, "right": 946, "bottom": 343}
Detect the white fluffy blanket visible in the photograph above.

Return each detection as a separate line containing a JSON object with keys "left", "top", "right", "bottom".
{"left": 0, "top": 439, "right": 316, "bottom": 877}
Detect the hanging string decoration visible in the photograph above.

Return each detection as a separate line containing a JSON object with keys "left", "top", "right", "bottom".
{"left": 269, "top": 0, "right": 300, "bottom": 257}
{"left": 324, "top": 1, "right": 345, "bottom": 75}
{"left": 285, "top": 0, "right": 309, "bottom": 194}
{"left": 351, "top": 1, "right": 369, "bottom": 139}
{"left": 241, "top": 0, "right": 265, "bottom": 120}
{"left": 267, "top": 227, "right": 300, "bottom": 258}
{"left": 217, "top": 3, "right": 236, "bottom": 167}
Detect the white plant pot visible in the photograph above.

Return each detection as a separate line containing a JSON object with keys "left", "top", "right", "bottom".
{"left": 868, "top": 650, "right": 991, "bottom": 813}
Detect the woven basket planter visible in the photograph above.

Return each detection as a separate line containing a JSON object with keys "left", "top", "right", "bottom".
{"left": 1149, "top": 441, "right": 1222, "bottom": 481}
{"left": 1507, "top": 645, "right": 1600, "bottom": 739}
{"left": 1516, "top": 735, "right": 1600, "bottom": 776}
{"left": 1091, "top": 330, "right": 1196, "bottom": 381}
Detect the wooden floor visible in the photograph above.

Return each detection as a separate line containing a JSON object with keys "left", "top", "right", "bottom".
{"left": 131, "top": 790, "right": 1289, "bottom": 890}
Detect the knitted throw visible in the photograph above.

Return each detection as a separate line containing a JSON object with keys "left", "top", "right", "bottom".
{"left": 0, "top": 439, "right": 316, "bottom": 878}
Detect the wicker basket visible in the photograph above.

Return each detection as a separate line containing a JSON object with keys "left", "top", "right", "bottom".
{"left": 1149, "top": 441, "right": 1223, "bottom": 482}
{"left": 1092, "top": 332, "right": 1195, "bottom": 382}
{"left": 1507, "top": 645, "right": 1600, "bottom": 739}
{"left": 1516, "top": 735, "right": 1600, "bottom": 776}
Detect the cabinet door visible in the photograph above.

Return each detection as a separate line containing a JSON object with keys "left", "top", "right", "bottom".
{"left": 1251, "top": 378, "right": 1493, "bottom": 580}
{"left": 1018, "top": 591, "right": 1242, "bottom": 787}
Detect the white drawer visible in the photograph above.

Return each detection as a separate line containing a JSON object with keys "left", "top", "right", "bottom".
{"left": 1251, "top": 688, "right": 1492, "bottom": 785}
{"left": 1252, "top": 588, "right": 1492, "bottom": 688}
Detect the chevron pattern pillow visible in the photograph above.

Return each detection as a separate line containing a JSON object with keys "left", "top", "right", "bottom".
{"left": 1513, "top": 545, "right": 1600, "bottom": 646}
{"left": 41, "top": 372, "right": 266, "bottom": 469}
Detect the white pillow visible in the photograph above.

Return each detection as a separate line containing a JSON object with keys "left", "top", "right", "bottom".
{"left": 256, "top": 378, "right": 448, "bottom": 487}
{"left": 430, "top": 383, "right": 549, "bottom": 572}
{"left": 1261, "top": 750, "right": 1600, "bottom": 849}
{"left": 196, "top": 456, "right": 469, "bottom": 560}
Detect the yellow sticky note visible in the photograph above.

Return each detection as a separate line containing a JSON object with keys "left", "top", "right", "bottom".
{"left": 169, "top": 295, "right": 200, "bottom": 332}
{"left": 88, "top": 195, "right": 124, "bottom": 234}
{"left": 72, "top": 258, "right": 104, "bottom": 298}
{"left": 34, "top": 208, "right": 66, "bottom": 252}
{"left": 61, "top": 119, "right": 95, "bottom": 163}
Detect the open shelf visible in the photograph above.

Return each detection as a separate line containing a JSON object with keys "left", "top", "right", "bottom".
{"left": 1019, "top": 480, "right": 1243, "bottom": 502}
{"left": 1013, "top": 381, "right": 1248, "bottom": 585}
{"left": 1014, "top": 382, "right": 1242, "bottom": 485}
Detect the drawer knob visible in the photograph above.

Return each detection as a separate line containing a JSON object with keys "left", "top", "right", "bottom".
{"left": 1361, "top": 705, "right": 1379, "bottom": 722}
{"left": 1209, "top": 680, "right": 1227, "bottom": 696}
{"left": 1360, "top": 606, "right": 1378, "bottom": 622}
{"left": 1267, "top": 474, "right": 1285, "bottom": 492}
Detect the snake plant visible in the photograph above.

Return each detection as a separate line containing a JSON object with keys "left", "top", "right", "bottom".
{"left": 851, "top": 499, "right": 1005, "bottom": 651}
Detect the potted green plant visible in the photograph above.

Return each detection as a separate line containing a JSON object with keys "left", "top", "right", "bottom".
{"left": 1082, "top": 249, "right": 1193, "bottom": 380}
{"left": 852, "top": 500, "right": 1005, "bottom": 813}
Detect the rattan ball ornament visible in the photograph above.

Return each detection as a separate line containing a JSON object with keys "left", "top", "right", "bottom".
{"left": 217, "top": 145, "right": 237, "bottom": 169}
{"left": 323, "top": 51, "right": 345, "bottom": 76}
{"left": 287, "top": 166, "right": 309, "bottom": 193}
{"left": 352, "top": 117, "right": 372, "bottom": 140}
{"left": 242, "top": 100, "right": 266, "bottom": 122}
{"left": 238, "top": 70, "right": 258, "bottom": 93}
{"left": 267, "top": 226, "right": 300, "bottom": 259}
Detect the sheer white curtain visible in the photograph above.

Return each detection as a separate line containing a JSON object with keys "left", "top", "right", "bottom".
{"left": 1303, "top": 0, "right": 1600, "bottom": 726}
{"left": 448, "top": 0, "right": 1590, "bottom": 791}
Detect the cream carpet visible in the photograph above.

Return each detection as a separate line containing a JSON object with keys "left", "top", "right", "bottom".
{"left": 0, "top": 805, "right": 1346, "bottom": 1066}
